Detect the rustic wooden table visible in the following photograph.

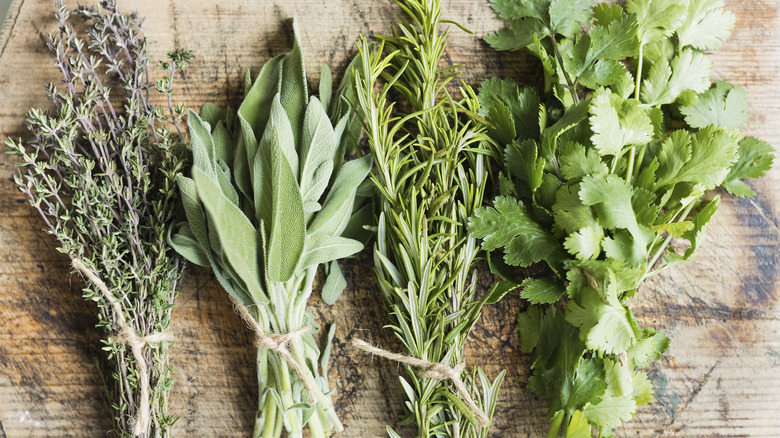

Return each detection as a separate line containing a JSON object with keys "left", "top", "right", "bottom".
{"left": 0, "top": 0, "right": 777, "bottom": 436}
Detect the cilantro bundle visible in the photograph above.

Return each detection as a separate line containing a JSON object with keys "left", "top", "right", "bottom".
{"left": 169, "top": 21, "right": 369, "bottom": 438}
{"left": 351, "top": 1, "right": 505, "bottom": 436}
{"left": 6, "top": 1, "right": 192, "bottom": 436}
{"left": 469, "top": 0, "right": 774, "bottom": 436}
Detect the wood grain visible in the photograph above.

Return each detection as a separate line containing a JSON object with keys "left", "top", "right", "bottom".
{"left": 0, "top": 0, "right": 777, "bottom": 436}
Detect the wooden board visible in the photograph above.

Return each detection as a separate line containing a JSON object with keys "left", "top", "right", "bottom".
{"left": 0, "top": 0, "right": 777, "bottom": 436}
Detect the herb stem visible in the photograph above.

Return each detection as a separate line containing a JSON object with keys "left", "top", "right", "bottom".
{"left": 634, "top": 44, "right": 644, "bottom": 101}
{"left": 550, "top": 35, "right": 579, "bottom": 104}
{"left": 644, "top": 200, "right": 696, "bottom": 279}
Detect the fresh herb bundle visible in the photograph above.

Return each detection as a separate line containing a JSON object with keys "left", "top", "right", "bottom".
{"left": 351, "top": 1, "right": 505, "bottom": 436}
{"left": 169, "top": 21, "right": 369, "bottom": 438}
{"left": 469, "top": 0, "right": 774, "bottom": 436}
{"left": 6, "top": 1, "right": 192, "bottom": 436}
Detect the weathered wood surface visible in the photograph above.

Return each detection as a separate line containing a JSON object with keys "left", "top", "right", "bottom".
{"left": 0, "top": 0, "right": 777, "bottom": 436}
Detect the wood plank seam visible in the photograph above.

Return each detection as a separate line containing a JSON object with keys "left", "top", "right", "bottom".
{"left": 0, "top": 0, "right": 25, "bottom": 62}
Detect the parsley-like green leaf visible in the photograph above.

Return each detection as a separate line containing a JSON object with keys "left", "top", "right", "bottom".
{"left": 520, "top": 277, "right": 567, "bottom": 304}
{"left": 470, "top": 196, "right": 560, "bottom": 266}
{"left": 549, "top": 0, "right": 593, "bottom": 38}
{"left": 590, "top": 88, "right": 653, "bottom": 157}
{"left": 677, "top": 0, "right": 736, "bottom": 51}
{"left": 564, "top": 226, "right": 604, "bottom": 260}
{"left": 559, "top": 141, "right": 608, "bottom": 181}
{"left": 722, "top": 136, "right": 775, "bottom": 197}
{"left": 627, "top": 328, "right": 670, "bottom": 368}
{"left": 566, "top": 286, "right": 636, "bottom": 355}
{"left": 582, "top": 359, "right": 637, "bottom": 428}
{"left": 484, "top": 19, "right": 545, "bottom": 51}
{"left": 627, "top": 0, "right": 686, "bottom": 45}
{"left": 680, "top": 81, "right": 749, "bottom": 129}
{"left": 641, "top": 50, "right": 713, "bottom": 106}
{"left": 490, "top": 0, "right": 550, "bottom": 20}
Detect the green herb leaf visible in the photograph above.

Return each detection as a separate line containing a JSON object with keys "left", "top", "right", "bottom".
{"left": 470, "top": 196, "right": 559, "bottom": 267}
{"left": 680, "top": 81, "right": 749, "bottom": 129}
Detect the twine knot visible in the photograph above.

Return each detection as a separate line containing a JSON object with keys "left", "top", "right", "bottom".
{"left": 352, "top": 338, "right": 490, "bottom": 427}
{"left": 71, "top": 258, "right": 172, "bottom": 437}
{"left": 232, "top": 298, "right": 318, "bottom": 402}
{"left": 254, "top": 326, "right": 310, "bottom": 352}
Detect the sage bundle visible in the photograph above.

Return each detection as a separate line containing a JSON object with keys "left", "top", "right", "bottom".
{"left": 351, "top": 1, "right": 505, "bottom": 436}
{"left": 6, "top": 1, "right": 192, "bottom": 436}
{"left": 169, "top": 21, "right": 369, "bottom": 438}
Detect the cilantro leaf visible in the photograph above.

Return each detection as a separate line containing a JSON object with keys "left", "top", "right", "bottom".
{"left": 590, "top": 88, "right": 653, "bottom": 157}
{"left": 469, "top": 196, "right": 559, "bottom": 267}
{"left": 641, "top": 50, "right": 713, "bottom": 106}
{"left": 520, "top": 277, "right": 567, "bottom": 304}
{"left": 549, "top": 0, "right": 593, "bottom": 38}
{"left": 680, "top": 81, "right": 749, "bottom": 129}
{"left": 670, "top": 126, "right": 741, "bottom": 188}
{"left": 478, "top": 78, "right": 541, "bottom": 142}
{"left": 566, "top": 286, "right": 637, "bottom": 355}
{"left": 582, "top": 358, "right": 637, "bottom": 428}
{"left": 593, "top": 3, "right": 624, "bottom": 27}
{"left": 632, "top": 370, "right": 655, "bottom": 406}
{"left": 723, "top": 136, "right": 775, "bottom": 197}
{"left": 559, "top": 141, "right": 608, "bottom": 181}
{"left": 564, "top": 226, "right": 604, "bottom": 260}
{"left": 579, "top": 174, "right": 649, "bottom": 250}
{"left": 588, "top": 15, "right": 639, "bottom": 63}
{"left": 681, "top": 196, "right": 720, "bottom": 258}
{"left": 505, "top": 139, "right": 545, "bottom": 196}
{"left": 490, "top": 0, "right": 550, "bottom": 20}
{"left": 627, "top": 328, "right": 670, "bottom": 368}
{"left": 553, "top": 184, "right": 600, "bottom": 234}
{"left": 523, "top": 306, "right": 608, "bottom": 416}
{"left": 484, "top": 19, "right": 545, "bottom": 51}
{"left": 677, "top": 0, "right": 736, "bottom": 51}
{"left": 627, "top": 0, "right": 686, "bottom": 45}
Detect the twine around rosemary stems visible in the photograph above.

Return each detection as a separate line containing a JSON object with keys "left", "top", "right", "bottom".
{"left": 70, "top": 258, "right": 173, "bottom": 437}
{"left": 230, "top": 298, "right": 318, "bottom": 403}
{"left": 352, "top": 338, "right": 491, "bottom": 427}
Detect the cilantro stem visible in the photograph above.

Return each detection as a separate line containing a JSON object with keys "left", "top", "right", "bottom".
{"left": 643, "top": 200, "right": 696, "bottom": 281}
{"left": 549, "top": 35, "right": 580, "bottom": 104}
{"left": 634, "top": 44, "right": 644, "bottom": 101}
{"left": 625, "top": 145, "right": 636, "bottom": 182}
{"left": 632, "top": 142, "right": 648, "bottom": 180}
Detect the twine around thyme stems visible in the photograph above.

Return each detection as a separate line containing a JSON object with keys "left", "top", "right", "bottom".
{"left": 70, "top": 258, "right": 173, "bottom": 437}
{"left": 230, "top": 297, "right": 318, "bottom": 403}
{"left": 352, "top": 338, "right": 491, "bottom": 427}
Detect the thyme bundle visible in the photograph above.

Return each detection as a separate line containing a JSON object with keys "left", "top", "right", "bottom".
{"left": 6, "top": 1, "right": 192, "bottom": 436}
{"left": 352, "top": 1, "right": 505, "bottom": 436}
{"left": 169, "top": 21, "right": 369, "bottom": 438}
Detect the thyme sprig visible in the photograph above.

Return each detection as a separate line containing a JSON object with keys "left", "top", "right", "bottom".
{"left": 352, "top": 1, "right": 505, "bottom": 437}
{"left": 6, "top": 1, "right": 192, "bottom": 436}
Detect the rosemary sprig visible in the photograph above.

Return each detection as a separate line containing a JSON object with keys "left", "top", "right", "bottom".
{"left": 169, "top": 21, "right": 369, "bottom": 438}
{"left": 352, "top": 1, "right": 505, "bottom": 437}
{"left": 5, "top": 1, "right": 192, "bottom": 436}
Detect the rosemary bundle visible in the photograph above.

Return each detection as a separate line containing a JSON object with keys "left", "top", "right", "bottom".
{"left": 169, "top": 21, "right": 369, "bottom": 438}
{"left": 352, "top": 1, "right": 505, "bottom": 436}
{"left": 6, "top": 1, "right": 192, "bottom": 436}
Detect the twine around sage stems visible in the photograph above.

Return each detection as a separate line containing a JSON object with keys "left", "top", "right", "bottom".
{"left": 70, "top": 258, "right": 173, "bottom": 437}
{"left": 231, "top": 298, "right": 318, "bottom": 403}
{"left": 352, "top": 338, "right": 490, "bottom": 427}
